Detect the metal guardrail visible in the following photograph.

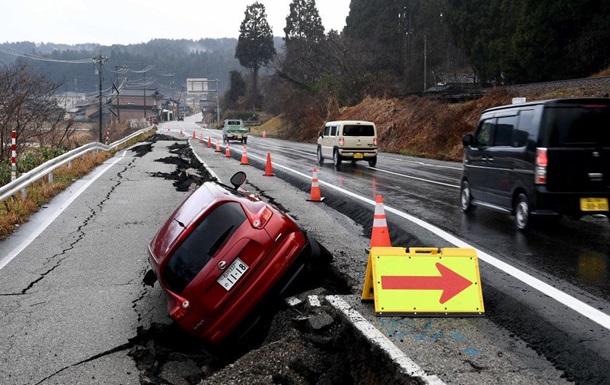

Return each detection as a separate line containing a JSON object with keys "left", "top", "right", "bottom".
{"left": 0, "top": 127, "right": 155, "bottom": 203}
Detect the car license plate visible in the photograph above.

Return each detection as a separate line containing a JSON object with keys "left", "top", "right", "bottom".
{"left": 237, "top": 135, "right": 242, "bottom": 139}
{"left": 580, "top": 197, "right": 609, "bottom": 211}
{"left": 354, "top": 153, "right": 363, "bottom": 159}
{"left": 217, "top": 258, "right": 249, "bottom": 291}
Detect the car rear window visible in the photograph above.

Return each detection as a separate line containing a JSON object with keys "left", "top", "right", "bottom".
{"left": 343, "top": 124, "right": 375, "bottom": 136}
{"left": 163, "top": 202, "right": 246, "bottom": 294}
{"left": 544, "top": 105, "right": 610, "bottom": 147}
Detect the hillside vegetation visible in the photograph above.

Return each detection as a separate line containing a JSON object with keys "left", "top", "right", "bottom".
{"left": 258, "top": 80, "right": 610, "bottom": 162}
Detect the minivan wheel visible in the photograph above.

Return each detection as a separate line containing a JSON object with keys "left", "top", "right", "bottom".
{"left": 317, "top": 146, "right": 324, "bottom": 164}
{"left": 514, "top": 193, "right": 531, "bottom": 231}
{"left": 460, "top": 180, "right": 475, "bottom": 213}
{"left": 368, "top": 156, "right": 377, "bottom": 167}
{"left": 333, "top": 150, "right": 342, "bottom": 167}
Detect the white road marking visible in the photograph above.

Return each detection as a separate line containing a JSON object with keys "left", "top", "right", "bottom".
{"left": 326, "top": 295, "right": 446, "bottom": 385}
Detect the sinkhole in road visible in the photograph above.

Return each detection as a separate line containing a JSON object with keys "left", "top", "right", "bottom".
{"left": 134, "top": 137, "right": 413, "bottom": 384}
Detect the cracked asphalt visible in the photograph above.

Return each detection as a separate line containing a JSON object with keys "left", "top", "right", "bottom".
{"left": 0, "top": 141, "right": 186, "bottom": 385}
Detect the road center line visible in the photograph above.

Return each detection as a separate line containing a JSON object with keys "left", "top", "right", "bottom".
{"left": 371, "top": 167, "right": 460, "bottom": 189}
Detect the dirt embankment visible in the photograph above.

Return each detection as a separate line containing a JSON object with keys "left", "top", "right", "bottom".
{"left": 260, "top": 77, "right": 610, "bottom": 162}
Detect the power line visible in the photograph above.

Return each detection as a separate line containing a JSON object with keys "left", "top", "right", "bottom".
{"left": 0, "top": 46, "right": 94, "bottom": 64}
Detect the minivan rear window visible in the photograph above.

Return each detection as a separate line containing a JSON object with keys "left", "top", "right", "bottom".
{"left": 545, "top": 106, "right": 610, "bottom": 147}
{"left": 343, "top": 124, "right": 375, "bottom": 136}
{"left": 163, "top": 202, "right": 246, "bottom": 294}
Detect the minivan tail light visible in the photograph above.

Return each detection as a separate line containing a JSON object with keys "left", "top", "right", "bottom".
{"left": 535, "top": 148, "right": 548, "bottom": 185}
{"left": 373, "top": 138, "right": 378, "bottom": 146}
{"left": 339, "top": 137, "right": 344, "bottom": 146}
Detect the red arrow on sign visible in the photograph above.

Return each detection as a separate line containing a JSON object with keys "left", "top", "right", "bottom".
{"left": 381, "top": 262, "right": 472, "bottom": 304}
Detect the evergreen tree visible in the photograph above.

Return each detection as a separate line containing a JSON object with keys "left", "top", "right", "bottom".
{"left": 235, "top": 2, "right": 276, "bottom": 110}
{"left": 223, "top": 70, "right": 247, "bottom": 110}
{"left": 281, "top": 0, "right": 326, "bottom": 87}
{"left": 284, "top": 0, "right": 325, "bottom": 41}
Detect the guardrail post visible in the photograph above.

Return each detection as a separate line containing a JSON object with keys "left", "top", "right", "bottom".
{"left": 48, "top": 171, "right": 53, "bottom": 184}
{"left": 11, "top": 129, "right": 17, "bottom": 181}
{"left": 21, "top": 188, "right": 26, "bottom": 199}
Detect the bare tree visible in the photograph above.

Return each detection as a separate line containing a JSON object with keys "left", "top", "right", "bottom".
{"left": 0, "top": 62, "right": 74, "bottom": 162}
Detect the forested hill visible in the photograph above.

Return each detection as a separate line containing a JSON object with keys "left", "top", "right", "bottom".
{"left": 0, "top": 38, "right": 279, "bottom": 94}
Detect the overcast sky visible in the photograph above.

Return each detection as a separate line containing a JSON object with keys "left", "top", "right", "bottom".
{"left": 3, "top": 0, "right": 351, "bottom": 46}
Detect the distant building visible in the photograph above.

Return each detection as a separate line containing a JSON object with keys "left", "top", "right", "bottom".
{"left": 54, "top": 91, "right": 86, "bottom": 111}
{"left": 111, "top": 88, "right": 161, "bottom": 121}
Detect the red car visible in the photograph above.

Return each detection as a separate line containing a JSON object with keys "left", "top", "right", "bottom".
{"left": 147, "top": 171, "right": 319, "bottom": 346}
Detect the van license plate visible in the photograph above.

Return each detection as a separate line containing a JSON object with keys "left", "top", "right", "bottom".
{"left": 580, "top": 198, "right": 609, "bottom": 211}
{"left": 217, "top": 258, "right": 249, "bottom": 291}
{"left": 354, "top": 153, "right": 363, "bottom": 159}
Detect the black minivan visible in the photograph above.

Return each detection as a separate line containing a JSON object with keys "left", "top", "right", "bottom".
{"left": 460, "top": 98, "right": 610, "bottom": 230}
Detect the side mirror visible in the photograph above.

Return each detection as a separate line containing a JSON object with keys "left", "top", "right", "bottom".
{"left": 230, "top": 171, "right": 247, "bottom": 189}
{"left": 462, "top": 134, "right": 473, "bottom": 147}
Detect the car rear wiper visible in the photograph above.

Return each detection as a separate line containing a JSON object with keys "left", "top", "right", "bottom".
{"left": 208, "top": 226, "right": 234, "bottom": 256}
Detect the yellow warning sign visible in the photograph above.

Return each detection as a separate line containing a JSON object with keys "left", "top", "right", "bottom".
{"left": 361, "top": 247, "right": 485, "bottom": 316}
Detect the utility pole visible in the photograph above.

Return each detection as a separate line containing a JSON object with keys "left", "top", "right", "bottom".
{"left": 215, "top": 79, "right": 220, "bottom": 124}
{"left": 115, "top": 65, "right": 121, "bottom": 123}
{"left": 93, "top": 54, "right": 108, "bottom": 143}
{"left": 143, "top": 71, "right": 147, "bottom": 120}
{"left": 423, "top": 34, "right": 427, "bottom": 92}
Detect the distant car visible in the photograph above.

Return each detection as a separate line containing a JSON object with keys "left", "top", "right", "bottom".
{"left": 317, "top": 120, "right": 378, "bottom": 168}
{"left": 149, "top": 116, "right": 159, "bottom": 125}
{"left": 460, "top": 98, "right": 610, "bottom": 230}
{"left": 178, "top": 114, "right": 185, "bottom": 121}
{"left": 147, "top": 171, "right": 320, "bottom": 346}
{"left": 222, "top": 119, "right": 248, "bottom": 144}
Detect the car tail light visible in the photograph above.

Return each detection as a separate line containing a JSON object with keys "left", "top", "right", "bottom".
{"left": 247, "top": 206, "right": 273, "bottom": 229}
{"left": 339, "top": 137, "right": 344, "bottom": 146}
{"left": 169, "top": 296, "right": 191, "bottom": 321}
{"left": 535, "top": 147, "right": 548, "bottom": 185}
{"left": 373, "top": 138, "right": 378, "bottom": 146}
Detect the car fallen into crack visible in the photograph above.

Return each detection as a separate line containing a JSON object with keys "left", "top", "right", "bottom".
{"left": 146, "top": 171, "right": 321, "bottom": 349}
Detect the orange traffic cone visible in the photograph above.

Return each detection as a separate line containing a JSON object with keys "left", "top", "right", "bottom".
{"left": 215, "top": 140, "right": 222, "bottom": 152}
{"left": 179, "top": 129, "right": 184, "bottom": 136}
{"left": 199, "top": 133, "right": 204, "bottom": 143}
{"left": 192, "top": 131, "right": 196, "bottom": 139}
{"left": 369, "top": 195, "right": 391, "bottom": 248}
{"left": 207, "top": 136, "right": 212, "bottom": 148}
{"left": 225, "top": 144, "right": 231, "bottom": 157}
{"left": 263, "top": 152, "right": 275, "bottom": 176}
{"left": 263, "top": 130, "right": 266, "bottom": 138}
{"left": 240, "top": 145, "right": 249, "bottom": 165}
{"left": 307, "top": 167, "right": 325, "bottom": 202}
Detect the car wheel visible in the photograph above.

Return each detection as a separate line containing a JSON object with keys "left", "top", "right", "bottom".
{"left": 317, "top": 146, "right": 324, "bottom": 164}
{"left": 368, "top": 156, "right": 377, "bottom": 167}
{"left": 333, "top": 150, "right": 342, "bottom": 168}
{"left": 514, "top": 193, "right": 530, "bottom": 231}
{"left": 460, "top": 180, "right": 475, "bottom": 213}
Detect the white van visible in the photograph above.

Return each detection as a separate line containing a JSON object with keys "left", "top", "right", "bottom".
{"left": 317, "top": 120, "right": 378, "bottom": 168}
